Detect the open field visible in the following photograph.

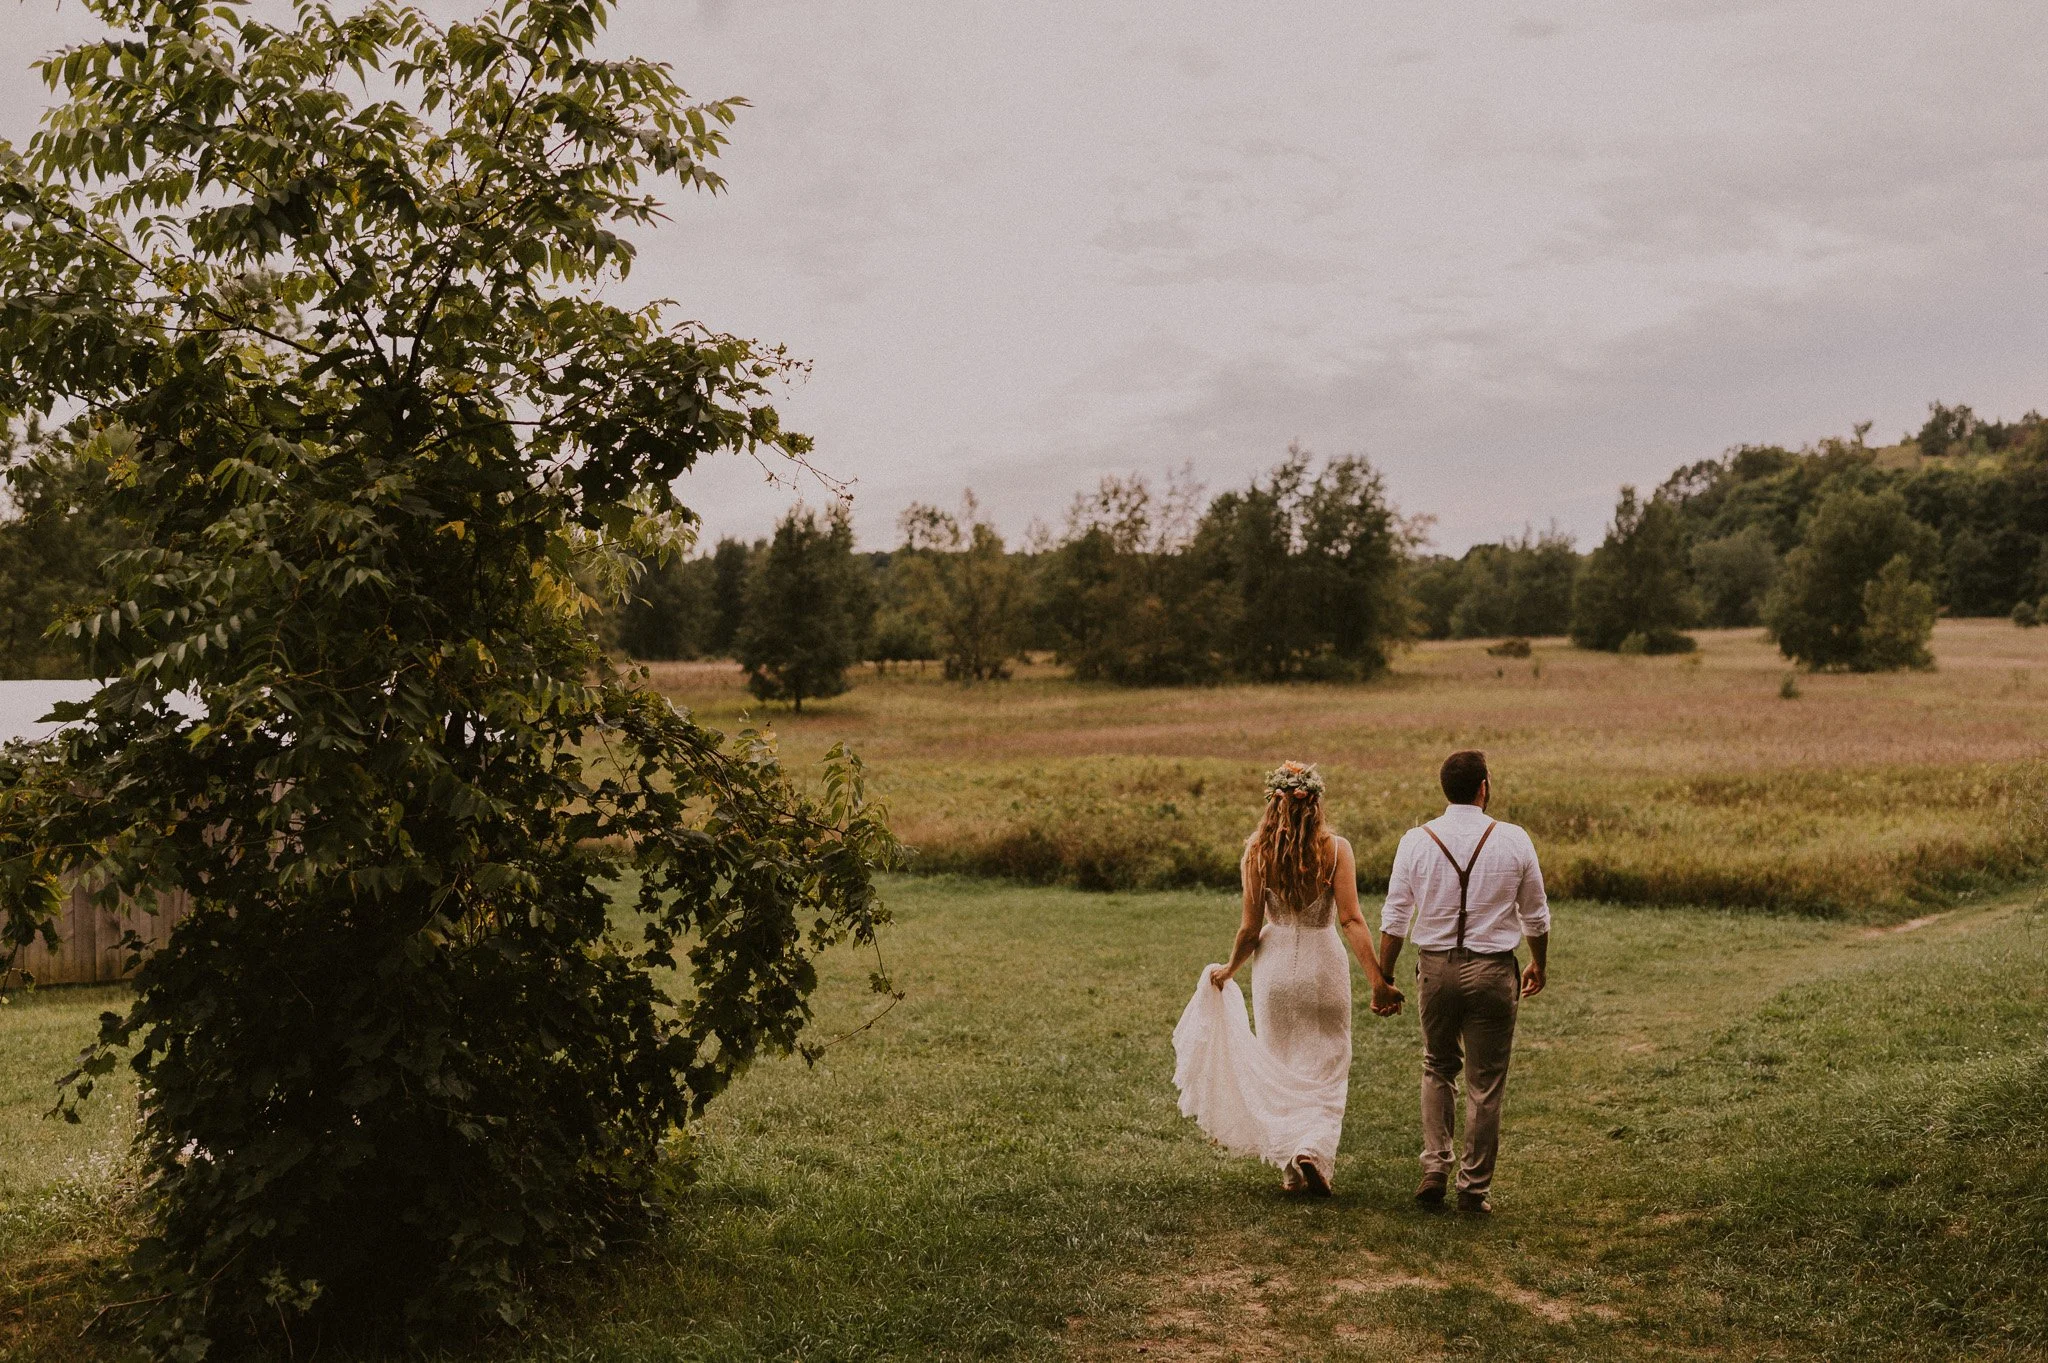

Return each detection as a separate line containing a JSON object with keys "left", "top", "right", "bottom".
{"left": 5, "top": 877, "right": 2048, "bottom": 1360}
{"left": 642, "top": 619, "right": 2048, "bottom": 917}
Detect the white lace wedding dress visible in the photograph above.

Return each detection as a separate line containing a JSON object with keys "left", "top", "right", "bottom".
{"left": 1172, "top": 886, "right": 1351, "bottom": 1182}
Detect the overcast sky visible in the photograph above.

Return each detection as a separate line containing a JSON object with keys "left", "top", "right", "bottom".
{"left": 6, "top": 1, "right": 2047, "bottom": 553}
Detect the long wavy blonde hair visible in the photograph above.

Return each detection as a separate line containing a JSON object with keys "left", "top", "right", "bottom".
{"left": 1244, "top": 763, "right": 1336, "bottom": 906}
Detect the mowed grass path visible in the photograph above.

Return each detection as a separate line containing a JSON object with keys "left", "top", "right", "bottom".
{"left": 642, "top": 620, "right": 2048, "bottom": 914}
{"left": 7, "top": 877, "right": 2047, "bottom": 1361}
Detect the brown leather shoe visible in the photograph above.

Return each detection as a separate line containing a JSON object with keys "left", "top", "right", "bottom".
{"left": 1457, "top": 1191, "right": 1493, "bottom": 1216}
{"left": 1414, "top": 1172, "right": 1447, "bottom": 1206}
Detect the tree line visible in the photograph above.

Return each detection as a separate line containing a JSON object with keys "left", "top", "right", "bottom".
{"left": 3, "top": 405, "right": 2043, "bottom": 699}
{"left": 602, "top": 403, "right": 2048, "bottom": 696}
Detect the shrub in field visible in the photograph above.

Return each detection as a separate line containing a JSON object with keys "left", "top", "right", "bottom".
{"left": 1570, "top": 487, "right": 1695, "bottom": 652}
{"left": 738, "top": 503, "right": 872, "bottom": 711}
{"left": 0, "top": 2, "right": 897, "bottom": 1352}
{"left": 1764, "top": 488, "right": 1940, "bottom": 671}
{"left": 2014, "top": 599, "right": 2041, "bottom": 628}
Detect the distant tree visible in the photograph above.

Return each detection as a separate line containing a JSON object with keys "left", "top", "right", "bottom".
{"left": 1502, "top": 528, "right": 1580, "bottom": 637}
{"left": 0, "top": 426, "right": 130, "bottom": 677}
{"left": 1040, "top": 470, "right": 1226, "bottom": 685}
{"left": 1404, "top": 554, "right": 1466, "bottom": 640}
{"left": 896, "top": 492, "right": 1025, "bottom": 681}
{"left": 1195, "top": 447, "right": 1414, "bottom": 680}
{"left": 1914, "top": 401, "right": 1980, "bottom": 456}
{"left": 1763, "top": 488, "right": 1941, "bottom": 670}
{"left": 1690, "top": 525, "right": 1780, "bottom": 628}
{"left": 868, "top": 554, "right": 940, "bottom": 670}
{"left": 613, "top": 553, "right": 715, "bottom": 660}
{"left": 737, "top": 505, "right": 871, "bottom": 710}
{"left": 1570, "top": 487, "right": 1696, "bottom": 652}
{"left": 705, "top": 536, "right": 756, "bottom": 656}
{"left": 1442, "top": 528, "right": 1578, "bottom": 640}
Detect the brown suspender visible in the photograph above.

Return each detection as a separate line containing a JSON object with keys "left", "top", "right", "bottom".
{"left": 1423, "top": 821, "right": 1498, "bottom": 950}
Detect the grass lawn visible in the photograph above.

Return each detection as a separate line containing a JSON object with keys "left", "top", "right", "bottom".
{"left": 639, "top": 619, "right": 2048, "bottom": 915}
{"left": 6, "top": 876, "right": 2047, "bottom": 1360}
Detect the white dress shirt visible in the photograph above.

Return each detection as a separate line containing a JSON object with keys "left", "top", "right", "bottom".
{"left": 1380, "top": 803, "right": 1550, "bottom": 953}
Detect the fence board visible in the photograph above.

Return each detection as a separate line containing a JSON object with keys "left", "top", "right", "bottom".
{"left": 4, "top": 883, "right": 191, "bottom": 987}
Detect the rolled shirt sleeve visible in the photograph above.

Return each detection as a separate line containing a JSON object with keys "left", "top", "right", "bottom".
{"left": 1513, "top": 829, "right": 1551, "bottom": 939}
{"left": 1379, "top": 832, "right": 1419, "bottom": 938}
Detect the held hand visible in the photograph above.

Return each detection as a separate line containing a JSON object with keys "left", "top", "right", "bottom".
{"left": 1520, "top": 963, "right": 1546, "bottom": 999}
{"left": 1370, "top": 979, "right": 1404, "bottom": 1016}
{"left": 1208, "top": 965, "right": 1233, "bottom": 991}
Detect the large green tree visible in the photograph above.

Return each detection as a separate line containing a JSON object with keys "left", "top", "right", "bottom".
{"left": 1194, "top": 448, "right": 1413, "bottom": 680}
{"left": 736, "top": 503, "right": 870, "bottom": 710}
{"left": 1039, "top": 470, "right": 1228, "bottom": 685}
{"left": 1763, "top": 487, "right": 1941, "bottom": 670}
{"left": 0, "top": 1, "right": 895, "bottom": 1351}
{"left": 1570, "top": 486, "right": 1696, "bottom": 652}
{"left": 896, "top": 491, "right": 1025, "bottom": 681}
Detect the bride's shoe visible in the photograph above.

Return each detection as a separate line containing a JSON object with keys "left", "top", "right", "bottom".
{"left": 1296, "top": 1155, "right": 1332, "bottom": 1197}
{"left": 1281, "top": 1159, "right": 1305, "bottom": 1192}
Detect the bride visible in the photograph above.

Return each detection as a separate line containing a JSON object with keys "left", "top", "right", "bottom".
{"left": 1172, "top": 762, "right": 1397, "bottom": 1194}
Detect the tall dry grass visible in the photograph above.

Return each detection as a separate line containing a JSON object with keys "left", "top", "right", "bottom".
{"left": 642, "top": 620, "right": 2048, "bottom": 917}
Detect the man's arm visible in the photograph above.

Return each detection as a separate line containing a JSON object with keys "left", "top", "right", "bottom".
{"left": 1517, "top": 832, "right": 1551, "bottom": 999}
{"left": 1373, "top": 930, "right": 1406, "bottom": 1015}
{"left": 1521, "top": 931, "right": 1547, "bottom": 998}
{"left": 1371, "top": 835, "right": 1416, "bottom": 1015}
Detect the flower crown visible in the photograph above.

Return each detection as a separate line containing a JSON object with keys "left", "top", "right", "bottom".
{"left": 1264, "top": 761, "right": 1325, "bottom": 801}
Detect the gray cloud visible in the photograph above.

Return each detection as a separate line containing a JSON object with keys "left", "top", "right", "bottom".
{"left": 3, "top": 0, "right": 2044, "bottom": 556}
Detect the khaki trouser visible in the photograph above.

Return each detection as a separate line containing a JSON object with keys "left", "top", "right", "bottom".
{"left": 1417, "top": 948, "right": 1520, "bottom": 1197}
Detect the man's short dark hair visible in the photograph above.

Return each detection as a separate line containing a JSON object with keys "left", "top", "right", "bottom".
{"left": 1440, "top": 750, "right": 1489, "bottom": 804}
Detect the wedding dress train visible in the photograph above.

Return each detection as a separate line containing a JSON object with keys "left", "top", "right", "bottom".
{"left": 1172, "top": 888, "right": 1351, "bottom": 1180}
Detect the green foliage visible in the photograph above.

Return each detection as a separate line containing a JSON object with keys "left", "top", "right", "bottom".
{"left": 737, "top": 504, "right": 870, "bottom": 711}
{"left": 1038, "top": 470, "right": 1227, "bottom": 686}
{"left": 1662, "top": 416, "right": 2048, "bottom": 617}
{"left": 1042, "top": 449, "right": 1415, "bottom": 686}
{"left": 706, "top": 536, "right": 756, "bottom": 656}
{"left": 611, "top": 551, "right": 716, "bottom": 660}
{"left": 1764, "top": 488, "right": 1940, "bottom": 671}
{"left": 896, "top": 493, "right": 1025, "bottom": 681}
{"left": 1858, "top": 555, "right": 1938, "bottom": 671}
{"left": 2015, "top": 599, "right": 2041, "bottom": 629}
{"left": 0, "top": 1, "right": 897, "bottom": 1351}
{"left": 1412, "top": 527, "right": 1580, "bottom": 641}
{"left": 1689, "top": 524, "right": 1780, "bottom": 628}
{"left": 1570, "top": 487, "right": 1695, "bottom": 651}
{"left": 1190, "top": 447, "right": 1414, "bottom": 680}
{"left": 0, "top": 424, "right": 131, "bottom": 678}
{"left": 868, "top": 556, "right": 941, "bottom": 670}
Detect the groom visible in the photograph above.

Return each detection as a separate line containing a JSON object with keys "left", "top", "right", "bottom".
{"left": 1372, "top": 750, "right": 1550, "bottom": 1215}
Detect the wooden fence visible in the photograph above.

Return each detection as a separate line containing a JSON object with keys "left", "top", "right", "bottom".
{"left": 3, "top": 883, "right": 191, "bottom": 987}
